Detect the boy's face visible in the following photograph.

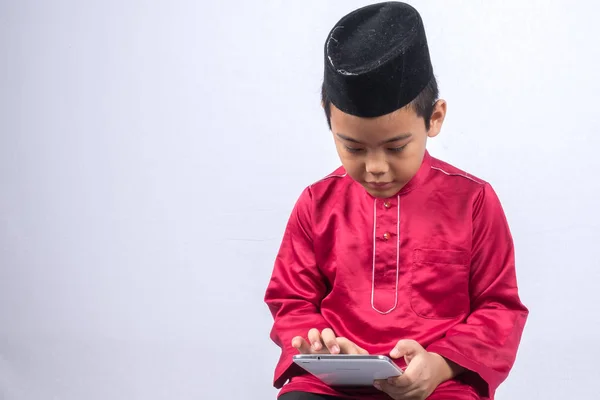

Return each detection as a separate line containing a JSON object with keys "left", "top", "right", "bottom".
{"left": 329, "top": 100, "right": 446, "bottom": 198}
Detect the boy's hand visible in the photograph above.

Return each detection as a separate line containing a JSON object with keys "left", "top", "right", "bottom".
{"left": 292, "top": 328, "right": 368, "bottom": 355}
{"left": 373, "top": 339, "right": 463, "bottom": 400}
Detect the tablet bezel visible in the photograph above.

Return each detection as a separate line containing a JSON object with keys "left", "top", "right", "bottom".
{"left": 292, "top": 354, "right": 403, "bottom": 386}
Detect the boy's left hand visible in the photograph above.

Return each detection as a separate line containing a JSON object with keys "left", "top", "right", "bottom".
{"left": 373, "top": 339, "right": 463, "bottom": 400}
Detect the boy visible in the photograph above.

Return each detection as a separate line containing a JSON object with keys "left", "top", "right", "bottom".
{"left": 264, "top": 2, "right": 528, "bottom": 400}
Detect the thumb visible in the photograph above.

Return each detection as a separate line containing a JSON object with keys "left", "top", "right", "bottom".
{"left": 390, "top": 339, "right": 424, "bottom": 364}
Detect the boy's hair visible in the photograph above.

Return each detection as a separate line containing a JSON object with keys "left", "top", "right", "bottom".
{"left": 321, "top": 76, "right": 439, "bottom": 131}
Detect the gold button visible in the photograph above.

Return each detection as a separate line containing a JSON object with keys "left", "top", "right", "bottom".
{"left": 383, "top": 232, "right": 391, "bottom": 240}
{"left": 384, "top": 201, "right": 391, "bottom": 208}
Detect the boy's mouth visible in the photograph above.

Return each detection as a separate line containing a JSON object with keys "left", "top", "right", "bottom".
{"left": 365, "top": 181, "right": 394, "bottom": 190}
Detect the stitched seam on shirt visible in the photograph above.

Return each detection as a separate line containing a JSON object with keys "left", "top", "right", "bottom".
{"left": 309, "top": 173, "right": 347, "bottom": 187}
{"left": 430, "top": 166, "right": 483, "bottom": 185}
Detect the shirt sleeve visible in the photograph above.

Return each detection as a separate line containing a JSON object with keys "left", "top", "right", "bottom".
{"left": 426, "top": 182, "right": 529, "bottom": 399}
{"left": 264, "top": 186, "right": 330, "bottom": 388}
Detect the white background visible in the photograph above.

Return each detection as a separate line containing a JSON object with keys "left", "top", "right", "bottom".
{"left": 1, "top": 0, "right": 599, "bottom": 399}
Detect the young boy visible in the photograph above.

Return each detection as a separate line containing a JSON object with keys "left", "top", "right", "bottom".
{"left": 264, "top": 2, "right": 528, "bottom": 399}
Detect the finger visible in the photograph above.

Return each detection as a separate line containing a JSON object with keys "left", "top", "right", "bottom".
{"left": 308, "top": 328, "right": 323, "bottom": 351}
{"left": 385, "top": 368, "right": 417, "bottom": 390}
{"left": 291, "top": 336, "right": 312, "bottom": 354}
{"left": 320, "top": 328, "right": 340, "bottom": 354}
{"left": 337, "top": 338, "right": 369, "bottom": 355}
{"left": 336, "top": 337, "right": 366, "bottom": 354}
{"left": 373, "top": 379, "right": 411, "bottom": 397}
{"left": 390, "top": 339, "right": 424, "bottom": 363}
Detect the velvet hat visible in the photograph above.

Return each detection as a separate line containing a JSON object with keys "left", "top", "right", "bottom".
{"left": 323, "top": 2, "right": 434, "bottom": 117}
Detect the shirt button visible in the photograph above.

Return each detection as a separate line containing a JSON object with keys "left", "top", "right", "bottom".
{"left": 384, "top": 201, "right": 391, "bottom": 208}
{"left": 383, "top": 232, "right": 391, "bottom": 240}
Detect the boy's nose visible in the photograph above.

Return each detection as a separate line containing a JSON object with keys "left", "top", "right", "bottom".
{"left": 365, "top": 155, "right": 389, "bottom": 176}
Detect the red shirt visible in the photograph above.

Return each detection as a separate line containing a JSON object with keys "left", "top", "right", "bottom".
{"left": 264, "top": 151, "right": 528, "bottom": 399}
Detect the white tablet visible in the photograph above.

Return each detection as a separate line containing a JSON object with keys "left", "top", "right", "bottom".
{"left": 292, "top": 354, "right": 403, "bottom": 386}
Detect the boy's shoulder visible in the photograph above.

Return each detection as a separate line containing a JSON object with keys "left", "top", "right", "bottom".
{"left": 428, "top": 155, "right": 488, "bottom": 189}
{"left": 306, "top": 166, "right": 352, "bottom": 193}
{"left": 293, "top": 166, "right": 352, "bottom": 207}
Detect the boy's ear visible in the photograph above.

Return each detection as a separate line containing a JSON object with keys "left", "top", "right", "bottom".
{"left": 427, "top": 99, "right": 447, "bottom": 138}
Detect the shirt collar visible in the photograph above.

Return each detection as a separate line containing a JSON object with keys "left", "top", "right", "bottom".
{"left": 397, "top": 150, "right": 432, "bottom": 196}
{"left": 359, "top": 150, "right": 432, "bottom": 200}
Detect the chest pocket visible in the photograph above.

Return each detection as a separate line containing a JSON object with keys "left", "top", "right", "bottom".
{"left": 410, "top": 248, "right": 470, "bottom": 319}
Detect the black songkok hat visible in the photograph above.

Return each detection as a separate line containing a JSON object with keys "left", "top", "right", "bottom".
{"left": 323, "top": 2, "right": 433, "bottom": 117}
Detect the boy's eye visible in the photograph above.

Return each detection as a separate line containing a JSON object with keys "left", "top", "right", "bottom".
{"left": 344, "top": 145, "right": 364, "bottom": 153}
{"left": 388, "top": 144, "right": 407, "bottom": 153}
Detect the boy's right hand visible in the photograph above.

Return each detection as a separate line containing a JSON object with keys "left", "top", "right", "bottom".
{"left": 292, "top": 328, "right": 368, "bottom": 355}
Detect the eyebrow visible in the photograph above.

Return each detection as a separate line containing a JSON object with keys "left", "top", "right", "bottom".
{"left": 335, "top": 132, "right": 412, "bottom": 145}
